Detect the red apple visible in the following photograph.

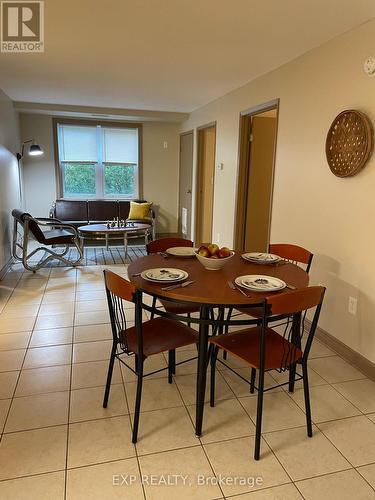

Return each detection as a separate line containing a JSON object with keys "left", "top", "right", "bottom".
{"left": 218, "top": 247, "right": 231, "bottom": 258}
{"left": 198, "top": 245, "right": 210, "bottom": 258}
{"left": 207, "top": 243, "right": 219, "bottom": 256}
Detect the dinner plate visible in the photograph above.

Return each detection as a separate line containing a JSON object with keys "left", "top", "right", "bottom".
{"left": 241, "top": 252, "right": 281, "bottom": 264}
{"left": 141, "top": 268, "right": 188, "bottom": 282}
{"left": 235, "top": 274, "right": 286, "bottom": 292}
{"left": 166, "top": 247, "right": 198, "bottom": 257}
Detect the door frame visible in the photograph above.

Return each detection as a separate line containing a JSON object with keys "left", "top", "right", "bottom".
{"left": 178, "top": 129, "right": 194, "bottom": 237}
{"left": 234, "top": 99, "right": 279, "bottom": 251}
{"left": 195, "top": 121, "right": 217, "bottom": 244}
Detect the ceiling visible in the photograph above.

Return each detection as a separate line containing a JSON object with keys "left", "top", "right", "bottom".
{"left": 0, "top": 0, "right": 374, "bottom": 113}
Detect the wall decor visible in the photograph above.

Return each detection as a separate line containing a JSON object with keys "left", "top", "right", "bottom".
{"left": 325, "top": 109, "right": 373, "bottom": 177}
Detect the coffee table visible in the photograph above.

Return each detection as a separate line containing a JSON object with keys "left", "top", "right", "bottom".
{"left": 78, "top": 223, "right": 152, "bottom": 257}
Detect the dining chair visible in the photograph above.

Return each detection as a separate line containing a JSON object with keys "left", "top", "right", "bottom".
{"left": 209, "top": 285, "right": 325, "bottom": 460}
{"left": 103, "top": 269, "right": 198, "bottom": 443}
{"left": 146, "top": 237, "right": 200, "bottom": 318}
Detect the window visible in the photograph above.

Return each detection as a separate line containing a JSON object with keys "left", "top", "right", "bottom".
{"left": 56, "top": 122, "right": 140, "bottom": 199}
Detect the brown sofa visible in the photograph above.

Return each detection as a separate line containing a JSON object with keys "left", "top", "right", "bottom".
{"left": 50, "top": 199, "right": 156, "bottom": 239}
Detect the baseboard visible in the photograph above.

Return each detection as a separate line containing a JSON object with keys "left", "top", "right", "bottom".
{"left": 310, "top": 322, "right": 375, "bottom": 381}
{"left": 0, "top": 256, "right": 15, "bottom": 280}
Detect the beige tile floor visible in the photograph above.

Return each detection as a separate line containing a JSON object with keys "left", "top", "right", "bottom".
{"left": 0, "top": 263, "right": 375, "bottom": 499}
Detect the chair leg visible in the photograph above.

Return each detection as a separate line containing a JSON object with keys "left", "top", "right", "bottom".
{"left": 302, "top": 362, "right": 313, "bottom": 437}
{"left": 223, "top": 350, "right": 227, "bottom": 360}
{"left": 254, "top": 367, "right": 265, "bottom": 460}
{"left": 103, "top": 344, "right": 117, "bottom": 408}
{"left": 250, "top": 368, "right": 256, "bottom": 393}
{"left": 210, "top": 345, "right": 219, "bottom": 407}
{"left": 132, "top": 357, "right": 144, "bottom": 443}
{"left": 187, "top": 312, "right": 191, "bottom": 327}
{"left": 288, "top": 363, "right": 296, "bottom": 393}
{"left": 150, "top": 296, "right": 156, "bottom": 319}
{"left": 168, "top": 349, "right": 176, "bottom": 382}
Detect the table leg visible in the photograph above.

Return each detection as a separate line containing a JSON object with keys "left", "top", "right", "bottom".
{"left": 195, "top": 305, "right": 210, "bottom": 437}
{"left": 105, "top": 234, "right": 109, "bottom": 251}
{"left": 124, "top": 233, "right": 128, "bottom": 259}
{"left": 288, "top": 312, "right": 302, "bottom": 392}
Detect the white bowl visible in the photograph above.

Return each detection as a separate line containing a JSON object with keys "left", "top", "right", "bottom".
{"left": 195, "top": 251, "right": 234, "bottom": 270}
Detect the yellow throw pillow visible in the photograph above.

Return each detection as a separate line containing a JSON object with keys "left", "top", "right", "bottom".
{"left": 128, "top": 201, "right": 152, "bottom": 221}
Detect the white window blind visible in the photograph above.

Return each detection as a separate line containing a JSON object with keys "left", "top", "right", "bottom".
{"left": 102, "top": 127, "right": 138, "bottom": 164}
{"left": 58, "top": 125, "right": 97, "bottom": 162}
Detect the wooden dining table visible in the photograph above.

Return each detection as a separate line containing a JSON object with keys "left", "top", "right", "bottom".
{"left": 128, "top": 252, "right": 309, "bottom": 437}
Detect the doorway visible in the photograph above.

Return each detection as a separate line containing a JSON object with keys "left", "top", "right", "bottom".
{"left": 234, "top": 101, "right": 279, "bottom": 252}
{"left": 195, "top": 124, "right": 216, "bottom": 244}
{"left": 178, "top": 131, "right": 193, "bottom": 238}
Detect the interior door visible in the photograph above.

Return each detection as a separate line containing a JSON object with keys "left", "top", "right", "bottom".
{"left": 196, "top": 125, "right": 216, "bottom": 244}
{"left": 244, "top": 114, "right": 277, "bottom": 251}
{"left": 178, "top": 132, "right": 193, "bottom": 238}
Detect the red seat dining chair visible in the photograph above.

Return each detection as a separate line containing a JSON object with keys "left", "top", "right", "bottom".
{"left": 209, "top": 286, "right": 325, "bottom": 460}
{"left": 103, "top": 270, "right": 198, "bottom": 443}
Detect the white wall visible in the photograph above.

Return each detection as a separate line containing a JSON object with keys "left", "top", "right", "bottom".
{"left": 0, "top": 89, "right": 21, "bottom": 273}
{"left": 180, "top": 19, "right": 375, "bottom": 363}
{"left": 20, "top": 114, "right": 180, "bottom": 233}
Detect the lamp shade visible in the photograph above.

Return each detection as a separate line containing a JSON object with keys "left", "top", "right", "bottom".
{"left": 29, "top": 144, "right": 43, "bottom": 156}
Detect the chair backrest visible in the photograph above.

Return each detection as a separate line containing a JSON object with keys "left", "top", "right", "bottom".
{"left": 269, "top": 243, "right": 313, "bottom": 273}
{"left": 264, "top": 286, "right": 325, "bottom": 367}
{"left": 103, "top": 270, "right": 139, "bottom": 353}
{"left": 147, "top": 237, "right": 193, "bottom": 255}
{"left": 12, "top": 209, "right": 47, "bottom": 244}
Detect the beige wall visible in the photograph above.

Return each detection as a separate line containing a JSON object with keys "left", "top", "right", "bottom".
{"left": 180, "top": 19, "right": 375, "bottom": 363}
{"left": 0, "top": 89, "right": 21, "bottom": 273}
{"left": 20, "top": 115, "right": 180, "bottom": 233}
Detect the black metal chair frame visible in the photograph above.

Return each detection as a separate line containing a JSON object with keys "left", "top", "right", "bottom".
{"left": 12, "top": 212, "right": 83, "bottom": 272}
{"left": 209, "top": 288, "right": 325, "bottom": 460}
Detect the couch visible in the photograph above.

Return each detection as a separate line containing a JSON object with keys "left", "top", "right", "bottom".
{"left": 49, "top": 199, "right": 156, "bottom": 240}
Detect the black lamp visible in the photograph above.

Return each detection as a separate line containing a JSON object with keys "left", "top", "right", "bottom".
{"left": 17, "top": 140, "right": 44, "bottom": 160}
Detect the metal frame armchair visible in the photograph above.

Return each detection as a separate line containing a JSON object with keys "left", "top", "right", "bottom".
{"left": 12, "top": 209, "right": 83, "bottom": 272}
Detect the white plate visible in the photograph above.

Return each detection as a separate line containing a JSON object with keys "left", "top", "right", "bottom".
{"left": 235, "top": 274, "right": 286, "bottom": 292}
{"left": 141, "top": 268, "right": 188, "bottom": 282}
{"left": 241, "top": 252, "right": 281, "bottom": 264}
{"left": 166, "top": 247, "right": 198, "bottom": 257}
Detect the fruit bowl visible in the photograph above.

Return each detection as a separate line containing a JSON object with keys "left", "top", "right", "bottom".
{"left": 195, "top": 250, "right": 234, "bottom": 270}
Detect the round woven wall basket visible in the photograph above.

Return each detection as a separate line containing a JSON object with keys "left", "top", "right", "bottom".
{"left": 325, "top": 109, "right": 374, "bottom": 177}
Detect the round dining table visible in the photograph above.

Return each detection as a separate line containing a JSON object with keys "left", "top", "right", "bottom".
{"left": 128, "top": 252, "right": 309, "bottom": 436}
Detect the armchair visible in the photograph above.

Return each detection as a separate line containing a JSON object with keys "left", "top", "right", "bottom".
{"left": 12, "top": 209, "right": 83, "bottom": 272}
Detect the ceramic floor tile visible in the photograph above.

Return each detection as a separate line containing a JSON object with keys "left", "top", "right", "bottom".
{"left": 30, "top": 327, "right": 73, "bottom": 347}
{"left": 307, "top": 339, "right": 335, "bottom": 359}
{"left": 0, "top": 304, "right": 40, "bottom": 318}
{"left": 66, "top": 458, "right": 144, "bottom": 500}
{"left": 220, "top": 368, "right": 281, "bottom": 398}
{"left": 309, "top": 356, "right": 365, "bottom": 383}
{"left": 15, "top": 364, "right": 71, "bottom": 396}
{"left": 70, "top": 384, "right": 128, "bottom": 422}
{"left": 263, "top": 426, "right": 351, "bottom": 481}
{"left": 319, "top": 415, "right": 375, "bottom": 466}
{"left": 34, "top": 313, "right": 74, "bottom": 330}
{"left": 75, "top": 299, "right": 109, "bottom": 313}
{"left": 38, "top": 302, "right": 75, "bottom": 316}
{"left": 295, "top": 469, "right": 375, "bottom": 500}
{"left": 357, "top": 462, "right": 375, "bottom": 489}
{"left": 333, "top": 379, "right": 375, "bottom": 414}
{"left": 0, "top": 425, "right": 67, "bottom": 480}
{"left": 75, "top": 290, "right": 107, "bottom": 301}
{"left": 74, "top": 310, "right": 110, "bottom": 326}
{"left": 271, "top": 366, "right": 328, "bottom": 390}
{"left": 0, "top": 471, "right": 65, "bottom": 500}
{"left": 0, "top": 317, "right": 35, "bottom": 334}
{"left": 134, "top": 406, "right": 197, "bottom": 456}
{"left": 230, "top": 483, "right": 303, "bottom": 499}
{"left": 5, "top": 391, "right": 69, "bottom": 432}
{"left": 162, "top": 349, "right": 198, "bottom": 376}
{"left": 139, "top": 446, "right": 222, "bottom": 500}
{"left": 290, "top": 384, "right": 361, "bottom": 423}
{"left": 42, "top": 291, "right": 75, "bottom": 304}
{"left": 73, "top": 323, "right": 112, "bottom": 342}
{"left": 187, "top": 398, "right": 255, "bottom": 443}
{"left": 126, "top": 377, "right": 184, "bottom": 412}
{"left": 72, "top": 339, "right": 112, "bottom": 363}
{"left": 68, "top": 415, "right": 136, "bottom": 468}
{"left": 23, "top": 344, "right": 72, "bottom": 369}
{"left": 0, "top": 371, "right": 19, "bottom": 399}
{"left": 204, "top": 436, "right": 290, "bottom": 496}
{"left": 0, "top": 399, "right": 11, "bottom": 430}
{"left": 71, "top": 359, "right": 121, "bottom": 389}
{"left": 239, "top": 391, "right": 306, "bottom": 432}
{"left": 0, "top": 349, "right": 26, "bottom": 372}
{"left": 120, "top": 352, "right": 166, "bottom": 382}
{"left": 174, "top": 372, "right": 234, "bottom": 406}
{"left": 0, "top": 332, "right": 31, "bottom": 351}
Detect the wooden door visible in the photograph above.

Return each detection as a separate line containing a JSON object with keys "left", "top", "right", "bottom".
{"left": 178, "top": 131, "right": 193, "bottom": 237}
{"left": 196, "top": 125, "right": 216, "bottom": 244}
